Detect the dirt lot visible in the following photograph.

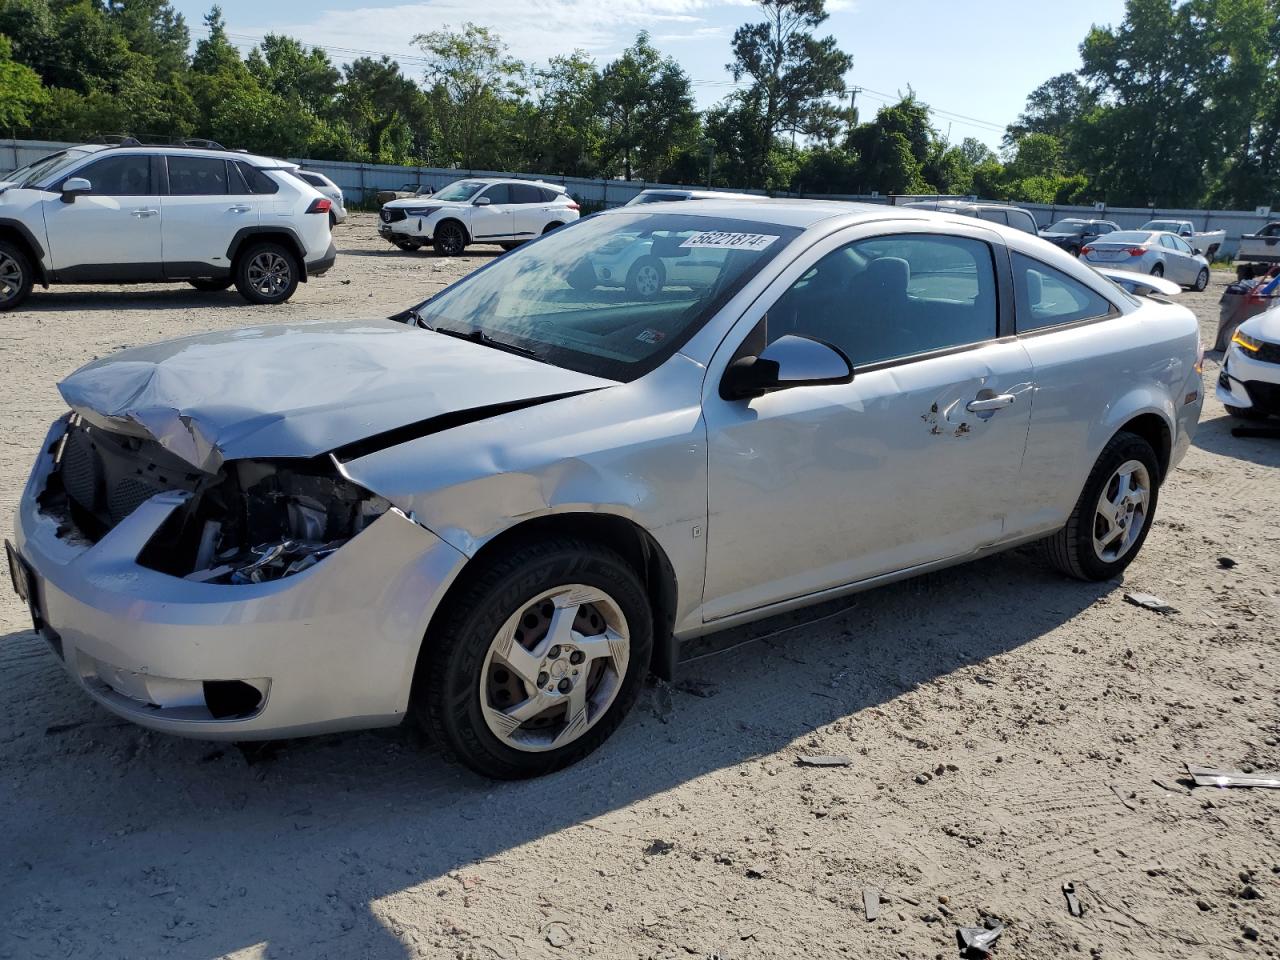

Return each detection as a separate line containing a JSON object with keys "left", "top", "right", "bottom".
{"left": 2, "top": 214, "right": 1277, "bottom": 960}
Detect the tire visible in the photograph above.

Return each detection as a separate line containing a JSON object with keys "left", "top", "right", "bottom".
{"left": 1042, "top": 431, "right": 1161, "bottom": 581}
{"left": 499, "top": 242, "right": 522, "bottom": 252}
{"left": 625, "top": 256, "right": 665, "bottom": 299}
{"left": 412, "top": 538, "right": 653, "bottom": 779}
{"left": 1225, "top": 404, "right": 1268, "bottom": 420}
{"left": 328, "top": 210, "right": 337, "bottom": 229}
{"left": 234, "top": 242, "right": 300, "bottom": 305}
{"left": 433, "top": 221, "right": 467, "bottom": 257}
{"left": 1205, "top": 244, "right": 1220, "bottom": 261}
{"left": 1067, "top": 244, "right": 1081, "bottom": 257}
{"left": 189, "top": 278, "right": 233, "bottom": 292}
{"left": 542, "top": 221, "right": 564, "bottom": 234}
{"left": 392, "top": 239, "right": 423, "bottom": 252}
{"left": 1193, "top": 267, "right": 1209, "bottom": 292}
{"left": 0, "top": 241, "right": 34, "bottom": 311}
{"left": 1150, "top": 262, "right": 1164, "bottom": 278}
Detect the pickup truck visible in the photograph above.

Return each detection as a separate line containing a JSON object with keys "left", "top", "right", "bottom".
{"left": 1236, "top": 221, "right": 1280, "bottom": 273}
{"left": 375, "top": 182, "right": 433, "bottom": 206}
{"left": 1139, "top": 219, "right": 1225, "bottom": 259}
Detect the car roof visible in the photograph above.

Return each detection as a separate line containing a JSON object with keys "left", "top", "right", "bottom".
{"left": 66, "top": 143, "right": 282, "bottom": 166}
{"left": 598, "top": 197, "right": 984, "bottom": 230}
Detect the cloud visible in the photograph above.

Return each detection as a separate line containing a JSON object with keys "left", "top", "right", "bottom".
{"left": 249, "top": 0, "right": 751, "bottom": 69}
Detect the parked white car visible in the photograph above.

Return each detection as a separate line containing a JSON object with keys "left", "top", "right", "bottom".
{"left": 1216, "top": 305, "right": 1280, "bottom": 419}
{"left": 296, "top": 170, "right": 347, "bottom": 226}
{"left": 0, "top": 143, "right": 335, "bottom": 309}
{"left": 1079, "top": 230, "right": 1211, "bottom": 290}
{"left": 902, "top": 199, "right": 1039, "bottom": 235}
{"left": 8, "top": 201, "right": 1202, "bottom": 778}
{"left": 625, "top": 188, "right": 757, "bottom": 205}
{"left": 1139, "top": 219, "right": 1225, "bottom": 259}
{"left": 378, "top": 178, "right": 579, "bottom": 255}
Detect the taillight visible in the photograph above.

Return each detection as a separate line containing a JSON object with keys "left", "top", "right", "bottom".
{"left": 306, "top": 198, "right": 332, "bottom": 214}
{"left": 1127, "top": 247, "right": 1146, "bottom": 256}
{"left": 1080, "top": 246, "right": 1092, "bottom": 255}
{"left": 567, "top": 201, "right": 580, "bottom": 211}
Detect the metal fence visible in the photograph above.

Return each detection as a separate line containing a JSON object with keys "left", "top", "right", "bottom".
{"left": 4, "top": 138, "right": 1273, "bottom": 256}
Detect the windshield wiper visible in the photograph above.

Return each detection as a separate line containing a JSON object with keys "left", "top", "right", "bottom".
{"left": 431, "top": 324, "right": 543, "bottom": 360}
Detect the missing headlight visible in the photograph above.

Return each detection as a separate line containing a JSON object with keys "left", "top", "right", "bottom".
{"left": 138, "top": 457, "right": 390, "bottom": 584}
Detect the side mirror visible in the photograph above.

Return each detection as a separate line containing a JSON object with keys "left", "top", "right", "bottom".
{"left": 1193, "top": 247, "right": 1204, "bottom": 256}
{"left": 720, "top": 334, "right": 853, "bottom": 401}
{"left": 473, "top": 196, "right": 491, "bottom": 206}
{"left": 61, "top": 177, "right": 91, "bottom": 203}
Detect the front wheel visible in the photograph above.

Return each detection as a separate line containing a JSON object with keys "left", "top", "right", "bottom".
{"left": 412, "top": 538, "right": 653, "bottom": 779}
{"left": 1193, "top": 267, "right": 1209, "bottom": 291}
{"left": 0, "top": 241, "right": 34, "bottom": 311}
{"left": 433, "top": 222, "right": 467, "bottom": 257}
{"left": 234, "top": 242, "right": 299, "bottom": 304}
{"left": 1042, "top": 431, "right": 1160, "bottom": 581}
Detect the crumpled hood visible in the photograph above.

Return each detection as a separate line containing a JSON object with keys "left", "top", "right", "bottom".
{"left": 58, "top": 319, "right": 615, "bottom": 472}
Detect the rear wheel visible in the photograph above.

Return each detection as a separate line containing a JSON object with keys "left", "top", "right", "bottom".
{"left": 543, "top": 221, "right": 564, "bottom": 234}
{"left": 0, "top": 241, "right": 34, "bottom": 311}
{"left": 234, "top": 242, "right": 299, "bottom": 305}
{"left": 1193, "top": 267, "right": 1210, "bottom": 291}
{"left": 412, "top": 538, "right": 652, "bottom": 779}
{"left": 189, "top": 278, "right": 233, "bottom": 292}
{"left": 1150, "top": 262, "right": 1164, "bottom": 278}
{"left": 434, "top": 221, "right": 467, "bottom": 257}
{"left": 1042, "top": 431, "right": 1160, "bottom": 581}
{"left": 499, "top": 241, "right": 522, "bottom": 252}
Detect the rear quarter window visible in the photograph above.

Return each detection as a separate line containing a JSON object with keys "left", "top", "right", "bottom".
{"left": 1012, "top": 252, "right": 1115, "bottom": 332}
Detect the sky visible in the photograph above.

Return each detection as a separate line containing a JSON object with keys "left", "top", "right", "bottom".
{"left": 170, "top": 0, "right": 1129, "bottom": 151}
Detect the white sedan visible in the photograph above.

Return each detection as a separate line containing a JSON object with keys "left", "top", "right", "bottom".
{"left": 9, "top": 201, "right": 1203, "bottom": 779}
{"left": 1079, "top": 230, "right": 1210, "bottom": 291}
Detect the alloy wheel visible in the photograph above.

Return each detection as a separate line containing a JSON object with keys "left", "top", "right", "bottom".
{"left": 478, "top": 584, "right": 630, "bottom": 752}
{"left": 1092, "top": 459, "right": 1151, "bottom": 563}
{"left": 438, "top": 225, "right": 464, "bottom": 255}
{"left": 0, "top": 252, "right": 23, "bottom": 304}
{"left": 246, "top": 251, "right": 292, "bottom": 299}
{"left": 634, "top": 265, "right": 661, "bottom": 297}
{"left": 1195, "top": 268, "right": 1209, "bottom": 291}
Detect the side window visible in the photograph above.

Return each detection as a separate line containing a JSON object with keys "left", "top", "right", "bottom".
{"left": 766, "top": 234, "right": 998, "bottom": 367}
{"left": 167, "top": 156, "right": 229, "bottom": 196}
{"left": 1008, "top": 211, "right": 1038, "bottom": 235}
{"left": 1012, "top": 252, "right": 1114, "bottom": 332}
{"left": 1159, "top": 235, "right": 1177, "bottom": 250}
{"left": 299, "top": 173, "right": 326, "bottom": 187}
{"left": 234, "top": 162, "right": 279, "bottom": 195}
{"left": 510, "top": 183, "right": 543, "bottom": 204}
{"left": 1173, "top": 236, "right": 1194, "bottom": 254}
{"left": 481, "top": 184, "right": 511, "bottom": 204}
{"left": 72, "top": 155, "right": 152, "bottom": 195}
{"left": 977, "top": 209, "right": 1008, "bottom": 225}
{"left": 541, "top": 188, "right": 560, "bottom": 202}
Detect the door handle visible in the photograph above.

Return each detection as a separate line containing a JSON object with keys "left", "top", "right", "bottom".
{"left": 131, "top": 208, "right": 159, "bottom": 218}
{"left": 227, "top": 205, "right": 252, "bottom": 214}
{"left": 966, "top": 393, "right": 1016, "bottom": 412}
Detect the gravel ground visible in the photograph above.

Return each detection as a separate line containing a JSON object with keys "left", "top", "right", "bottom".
{"left": 1, "top": 214, "right": 1277, "bottom": 960}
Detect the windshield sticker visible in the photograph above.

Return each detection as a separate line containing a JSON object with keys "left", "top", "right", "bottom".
{"left": 679, "top": 231, "right": 780, "bottom": 251}
{"left": 635, "top": 328, "right": 666, "bottom": 344}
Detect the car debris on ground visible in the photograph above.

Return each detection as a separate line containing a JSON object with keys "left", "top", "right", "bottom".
{"left": 956, "top": 919, "right": 1004, "bottom": 958}
{"left": 1186, "top": 764, "right": 1280, "bottom": 789}
{"left": 1123, "top": 591, "right": 1179, "bottom": 614}
{"left": 796, "top": 754, "right": 853, "bottom": 767}
{"left": 1062, "top": 882, "right": 1084, "bottom": 917}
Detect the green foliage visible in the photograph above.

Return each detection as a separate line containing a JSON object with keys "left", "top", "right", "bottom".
{"left": 0, "top": 33, "right": 45, "bottom": 128}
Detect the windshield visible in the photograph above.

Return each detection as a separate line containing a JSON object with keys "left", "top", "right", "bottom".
{"left": 412, "top": 212, "right": 801, "bottom": 381}
{"left": 3, "top": 148, "right": 94, "bottom": 188}
{"left": 1100, "top": 231, "right": 1152, "bottom": 244}
{"left": 1046, "top": 220, "right": 1086, "bottom": 234}
{"left": 1142, "top": 221, "right": 1180, "bottom": 231}
{"left": 434, "top": 180, "right": 486, "bottom": 202}
{"left": 628, "top": 192, "right": 688, "bottom": 205}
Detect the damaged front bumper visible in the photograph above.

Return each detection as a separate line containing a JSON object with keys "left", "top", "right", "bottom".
{"left": 10, "top": 417, "right": 468, "bottom": 739}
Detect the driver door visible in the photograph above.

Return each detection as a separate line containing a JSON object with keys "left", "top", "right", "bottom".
{"left": 701, "top": 226, "right": 1035, "bottom": 621}
{"left": 42, "top": 153, "right": 163, "bottom": 279}
{"left": 469, "top": 183, "right": 516, "bottom": 242}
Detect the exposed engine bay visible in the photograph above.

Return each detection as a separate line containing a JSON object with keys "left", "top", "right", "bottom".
{"left": 40, "top": 416, "right": 389, "bottom": 584}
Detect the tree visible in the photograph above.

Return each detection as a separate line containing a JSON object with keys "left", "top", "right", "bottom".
{"left": 415, "top": 23, "right": 523, "bottom": 168}
{"left": 247, "top": 34, "right": 340, "bottom": 116}
{"left": 0, "top": 32, "right": 45, "bottom": 129}
{"left": 337, "top": 56, "right": 433, "bottom": 163}
{"left": 517, "top": 52, "right": 602, "bottom": 176}
{"left": 1003, "top": 73, "right": 1091, "bottom": 151}
{"left": 846, "top": 96, "right": 932, "bottom": 194}
{"left": 726, "top": 0, "right": 851, "bottom": 185}
{"left": 596, "top": 32, "right": 699, "bottom": 180}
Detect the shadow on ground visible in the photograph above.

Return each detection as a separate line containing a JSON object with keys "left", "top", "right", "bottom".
{"left": 0, "top": 549, "right": 1112, "bottom": 959}
{"left": 1191, "top": 409, "right": 1280, "bottom": 466}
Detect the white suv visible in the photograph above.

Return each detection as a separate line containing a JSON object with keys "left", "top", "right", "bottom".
{"left": 378, "top": 177, "right": 580, "bottom": 255}
{"left": 295, "top": 170, "right": 347, "bottom": 226}
{"left": 0, "top": 143, "right": 337, "bottom": 310}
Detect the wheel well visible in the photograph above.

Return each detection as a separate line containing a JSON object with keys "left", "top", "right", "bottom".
{"left": 435, "top": 218, "right": 470, "bottom": 244}
{"left": 0, "top": 227, "right": 45, "bottom": 282}
{"left": 431, "top": 513, "right": 680, "bottom": 679}
{"left": 543, "top": 221, "right": 563, "bottom": 233}
{"left": 1119, "top": 413, "right": 1172, "bottom": 483}
{"left": 232, "top": 232, "right": 307, "bottom": 279}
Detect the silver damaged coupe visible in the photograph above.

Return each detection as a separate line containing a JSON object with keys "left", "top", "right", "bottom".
{"left": 8, "top": 200, "right": 1204, "bottom": 778}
